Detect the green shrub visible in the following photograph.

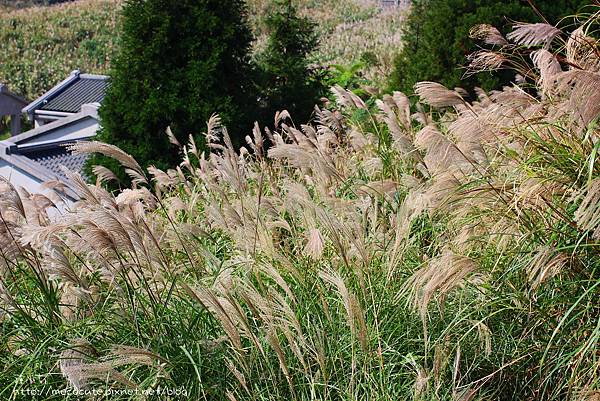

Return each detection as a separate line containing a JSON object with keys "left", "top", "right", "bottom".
{"left": 388, "top": 0, "right": 592, "bottom": 95}
{"left": 255, "top": 0, "right": 327, "bottom": 126}
{"left": 326, "top": 61, "right": 369, "bottom": 94}
{"left": 91, "top": 0, "right": 256, "bottom": 178}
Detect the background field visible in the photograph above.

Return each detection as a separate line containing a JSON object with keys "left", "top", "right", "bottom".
{"left": 0, "top": 0, "right": 120, "bottom": 100}
{"left": 0, "top": 0, "right": 405, "bottom": 101}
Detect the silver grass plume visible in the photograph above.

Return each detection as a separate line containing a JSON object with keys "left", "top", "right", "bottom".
{"left": 68, "top": 141, "right": 146, "bottom": 184}
{"left": 414, "top": 82, "right": 466, "bottom": 108}
{"left": 507, "top": 22, "right": 562, "bottom": 48}
{"left": 469, "top": 24, "right": 508, "bottom": 46}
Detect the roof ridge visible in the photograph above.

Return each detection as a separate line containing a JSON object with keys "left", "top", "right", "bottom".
{"left": 22, "top": 70, "right": 80, "bottom": 115}
{"left": 80, "top": 73, "right": 109, "bottom": 80}
{"left": 7, "top": 107, "right": 99, "bottom": 145}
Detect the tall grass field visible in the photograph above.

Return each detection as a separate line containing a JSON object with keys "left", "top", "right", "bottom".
{"left": 0, "top": 5, "right": 599, "bottom": 401}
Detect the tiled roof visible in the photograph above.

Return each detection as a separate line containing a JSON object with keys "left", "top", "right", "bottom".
{"left": 40, "top": 77, "right": 109, "bottom": 113}
{"left": 25, "top": 146, "right": 89, "bottom": 181}
{"left": 0, "top": 106, "right": 100, "bottom": 200}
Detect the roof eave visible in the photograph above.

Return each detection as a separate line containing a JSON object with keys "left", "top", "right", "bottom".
{"left": 0, "top": 152, "right": 80, "bottom": 201}
{"left": 8, "top": 105, "right": 99, "bottom": 146}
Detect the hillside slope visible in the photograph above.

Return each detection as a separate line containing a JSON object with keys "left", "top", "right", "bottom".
{"left": 0, "top": 0, "right": 120, "bottom": 101}
{"left": 0, "top": 13, "right": 598, "bottom": 399}
{"left": 250, "top": 0, "right": 406, "bottom": 83}
{"left": 0, "top": 0, "right": 405, "bottom": 100}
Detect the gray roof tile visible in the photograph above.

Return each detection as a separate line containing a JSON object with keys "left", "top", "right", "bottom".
{"left": 25, "top": 147, "right": 89, "bottom": 181}
{"left": 40, "top": 77, "right": 109, "bottom": 113}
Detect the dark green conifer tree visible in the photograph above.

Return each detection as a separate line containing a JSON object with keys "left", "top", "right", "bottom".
{"left": 389, "top": 0, "right": 592, "bottom": 95}
{"left": 255, "top": 0, "right": 326, "bottom": 125}
{"left": 91, "top": 0, "right": 255, "bottom": 177}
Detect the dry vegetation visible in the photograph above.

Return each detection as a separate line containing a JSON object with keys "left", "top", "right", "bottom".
{"left": 0, "top": 0, "right": 405, "bottom": 100}
{"left": 317, "top": 7, "right": 405, "bottom": 82}
{"left": 251, "top": 0, "right": 406, "bottom": 84}
{"left": 0, "top": 0, "right": 120, "bottom": 100}
{"left": 0, "top": 10, "right": 599, "bottom": 400}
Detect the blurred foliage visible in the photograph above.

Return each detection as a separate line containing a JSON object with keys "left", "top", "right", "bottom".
{"left": 1, "top": 0, "right": 405, "bottom": 100}
{"left": 326, "top": 61, "right": 369, "bottom": 94}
